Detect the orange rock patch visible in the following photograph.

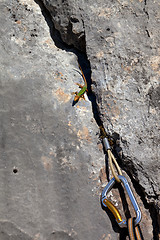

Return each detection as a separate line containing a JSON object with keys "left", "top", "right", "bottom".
{"left": 54, "top": 88, "right": 70, "bottom": 103}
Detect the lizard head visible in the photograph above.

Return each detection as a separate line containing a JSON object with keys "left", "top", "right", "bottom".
{"left": 74, "top": 95, "right": 80, "bottom": 102}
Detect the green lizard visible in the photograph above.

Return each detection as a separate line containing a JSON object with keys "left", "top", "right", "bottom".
{"left": 72, "top": 64, "right": 88, "bottom": 102}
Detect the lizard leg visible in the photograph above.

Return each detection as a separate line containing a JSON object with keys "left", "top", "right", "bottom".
{"left": 71, "top": 91, "right": 78, "bottom": 95}
{"left": 75, "top": 83, "right": 84, "bottom": 88}
{"left": 80, "top": 94, "right": 86, "bottom": 100}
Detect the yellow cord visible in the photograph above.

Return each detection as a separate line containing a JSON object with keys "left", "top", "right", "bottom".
{"left": 108, "top": 149, "right": 122, "bottom": 183}
{"left": 99, "top": 125, "right": 122, "bottom": 182}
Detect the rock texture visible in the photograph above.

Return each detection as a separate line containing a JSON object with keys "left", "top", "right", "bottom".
{"left": 0, "top": 0, "right": 159, "bottom": 240}
{"left": 41, "top": 0, "right": 160, "bottom": 202}
{"left": 41, "top": 0, "right": 160, "bottom": 237}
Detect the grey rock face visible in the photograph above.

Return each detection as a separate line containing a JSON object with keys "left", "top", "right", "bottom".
{"left": 47, "top": 231, "right": 74, "bottom": 240}
{"left": 0, "top": 0, "right": 159, "bottom": 239}
{"left": 42, "top": 0, "right": 160, "bottom": 233}
{"left": 0, "top": 221, "right": 32, "bottom": 240}
{"left": 0, "top": 1, "right": 118, "bottom": 240}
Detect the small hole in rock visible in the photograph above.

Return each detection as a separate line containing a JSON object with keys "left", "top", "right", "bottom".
{"left": 106, "top": 28, "right": 110, "bottom": 31}
{"left": 13, "top": 169, "right": 18, "bottom": 174}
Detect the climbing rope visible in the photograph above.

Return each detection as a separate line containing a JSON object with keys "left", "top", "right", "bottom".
{"left": 127, "top": 218, "right": 144, "bottom": 240}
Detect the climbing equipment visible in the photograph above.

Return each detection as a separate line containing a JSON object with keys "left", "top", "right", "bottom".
{"left": 100, "top": 125, "right": 122, "bottom": 182}
{"left": 99, "top": 124, "right": 143, "bottom": 239}
{"left": 102, "top": 198, "right": 123, "bottom": 224}
{"left": 107, "top": 149, "right": 122, "bottom": 183}
{"left": 72, "top": 64, "right": 144, "bottom": 238}
{"left": 101, "top": 175, "right": 141, "bottom": 227}
{"left": 127, "top": 218, "right": 144, "bottom": 240}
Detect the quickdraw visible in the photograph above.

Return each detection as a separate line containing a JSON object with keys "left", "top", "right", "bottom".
{"left": 99, "top": 125, "right": 144, "bottom": 239}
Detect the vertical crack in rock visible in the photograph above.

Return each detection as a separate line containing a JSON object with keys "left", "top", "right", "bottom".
{"left": 143, "top": 0, "right": 150, "bottom": 37}
{"left": 35, "top": 0, "right": 102, "bottom": 127}
{"left": 143, "top": 0, "right": 149, "bottom": 19}
{"left": 35, "top": 0, "right": 86, "bottom": 52}
{"left": 35, "top": 1, "right": 159, "bottom": 239}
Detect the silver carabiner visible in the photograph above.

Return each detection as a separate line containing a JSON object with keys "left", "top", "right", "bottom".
{"left": 101, "top": 175, "right": 141, "bottom": 227}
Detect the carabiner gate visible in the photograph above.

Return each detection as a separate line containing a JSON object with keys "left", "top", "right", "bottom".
{"left": 101, "top": 175, "right": 141, "bottom": 227}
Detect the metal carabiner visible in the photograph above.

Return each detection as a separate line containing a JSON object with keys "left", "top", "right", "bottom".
{"left": 101, "top": 175, "right": 141, "bottom": 227}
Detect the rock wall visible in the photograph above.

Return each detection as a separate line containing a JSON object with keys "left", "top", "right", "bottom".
{"left": 41, "top": 0, "right": 160, "bottom": 204}
{"left": 41, "top": 0, "right": 160, "bottom": 236}
{"left": 0, "top": 0, "right": 159, "bottom": 239}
